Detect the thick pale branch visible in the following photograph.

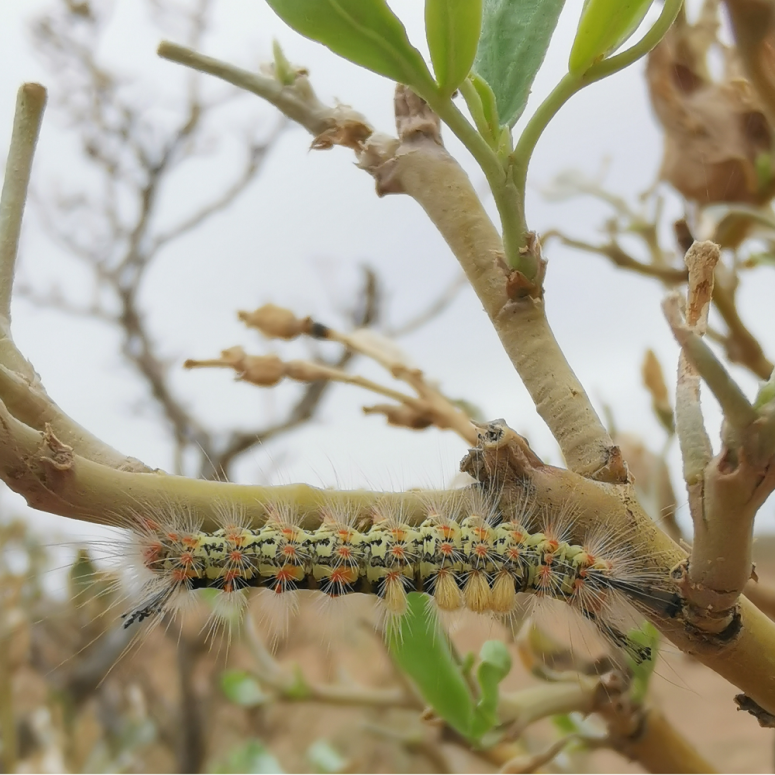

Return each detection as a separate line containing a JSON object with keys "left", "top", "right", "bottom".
{"left": 663, "top": 294, "right": 757, "bottom": 431}
{"left": 662, "top": 243, "right": 775, "bottom": 623}
{"left": 0, "top": 84, "right": 46, "bottom": 322}
{"left": 381, "top": 89, "right": 623, "bottom": 482}
{"left": 0, "top": 84, "right": 148, "bottom": 473}
{"left": 610, "top": 707, "right": 715, "bottom": 774}
{"left": 0, "top": 396, "right": 448, "bottom": 531}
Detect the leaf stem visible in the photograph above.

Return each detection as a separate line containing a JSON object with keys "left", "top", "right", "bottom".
{"left": 509, "top": 0, "right": 683, "bottom": 246}
{"left": 430, "top": 98, "right": 530, "bottom": 277}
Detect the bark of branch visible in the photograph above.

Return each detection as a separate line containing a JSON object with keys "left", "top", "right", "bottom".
{"left": 0, "top": 84, "right": 45, "bottom": 322}
{"left": 0, "top": 397, "right": 449, "bottom": 531}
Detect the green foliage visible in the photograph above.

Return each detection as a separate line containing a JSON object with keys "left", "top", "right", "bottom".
{"left": 461, "top": 74, "right": 501, "bottom": 143}
{"left": 569, "top": 0, "right": 654, "bottom": 75}
{"left": 220, "top": 669, "right": 270, "bottom": 707}
{"left": 470, "top": 640, "right": 512, "bottom": 738}
{"left": 386, "top": 592, "right": 475, "bottom": 738}
{"left": 272, "top": 39, "right": 296, "bottom": 85}
{"left": 625, "top": 621, "right": 660, "bottom": 704}
{"left": 213, "top": 740, "right": 283, "bottom": 774}
{"left": 306, "top": 740, "right": 347, "bottom": 774}
{"left": 473, "top": 0, "right": 566, "bottom": 127}
{"left": 263, "top": 0, "right": 435, "bottom": 93}
{"left": 387, "top": 596, "right": 513, "bottom": 742}
{"left": 754, "top": 368, "right": 775, "bottom": 410}
{"left": 425, "top": 0, "right": 483, "bottom": 97}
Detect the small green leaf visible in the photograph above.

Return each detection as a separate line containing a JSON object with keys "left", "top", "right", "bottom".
{"left": 221, "top": 670, "right": 270, "bottom": 707}
{"left": 387, "top": 592, "right": 475, "bottom": 738}
{"left": 425, "top": 0, "right": 483, "bottom": 96}
{"left": 285, "top": 665, "right": 312, "bottom": 700}
{"left": 470, "top": 74, "right": 500, "bottom": 137}
{"left": 214, "top": 740, "right": 283, "bottom": 774}
{"left": 272, "top": 39, "right": 296, "bottom": 85}
{"left": 569, "top": 0, "right": 654, "bottom": 75}
{"left": 473, "top": 0, "right": 566, "bottom": 126}
{"left": 69, "top": 549, "right": 98, "bottom": 597}
{"left": 625, "top": 622, "right": 659, "bottom": 704}
{"left": 470, "top": 640, "right": 512, "bottom": 738}
{"left": 755, "top": 368, "right": 775, "bottom": 410}
{"left": 551, "top": 713, "right": 581, "bottom": 735}
{"left": 264, "top": 0, "right": 435, "bottom": 93}
{"left": 307, "top": 740, "right": 347, "bottom": 774}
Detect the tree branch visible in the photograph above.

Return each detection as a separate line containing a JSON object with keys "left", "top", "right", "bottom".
{"left": 157, "top": 45, "right": 625, "bottom": 482}
{"left": 0, "top": 84, "right": 46, "bottom": 323}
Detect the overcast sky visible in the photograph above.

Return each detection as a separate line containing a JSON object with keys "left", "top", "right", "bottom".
{"left": 1, "top": 0, "right": 774, "bottom": 540}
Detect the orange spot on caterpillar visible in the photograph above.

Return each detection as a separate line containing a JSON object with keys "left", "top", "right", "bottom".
{"left": 329, "top": 567, "right": 359, "bottom": 586}
{"left": 536, "top": 565, "right": 554, "bottom": 588}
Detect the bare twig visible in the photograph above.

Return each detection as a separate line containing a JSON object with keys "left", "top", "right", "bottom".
{"left": 544, "top": 232, "right": 689, "bottom": 285}
{"left": 385, "top": 272, "right": 468, "bottom": 338}
{"left": 545, "top": 226, "right": 775, "bottom": 379}
{"left": 243, "top": 614, "right": 415, "bottom": 709}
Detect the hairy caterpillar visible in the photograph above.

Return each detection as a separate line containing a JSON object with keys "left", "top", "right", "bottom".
{"left": 117, "top": 488, "right": 681, "bottom": 664}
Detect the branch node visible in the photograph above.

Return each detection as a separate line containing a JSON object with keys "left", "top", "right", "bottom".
{"left": 39, "top": 424, "right": 74, "bottom": 471}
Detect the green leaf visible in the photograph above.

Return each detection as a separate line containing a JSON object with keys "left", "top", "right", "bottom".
{"left": 386, "top": 592, "right": 475, "bottom": 738}
{"left": 625, "top": 622, "right": 660, "bottom": 704}
{"left": 264, "top": 0, "right": 435, "bottom": 93}
{"left": 470, "top": 640, "right": 512, "bottom": 738}
{"left": 470, "top": 74, "right": 500, "bottom": 137}
{"left": 307, "top": 740, "right": 347, "bottom": 774}
{"left": 214, "top": 740, "right": 283, "bottom": 774}
{"left": 569, "top": 0, "right": 654, "bottom": 75}
{"left": 272, "top": 39, "right": 296, "bottom": 85}
{"left": 473, "top": 0, "right": 566, "bottom": 126}
{"left": 426, "top": 0, "right": 483, "bottom": 96}
{"left": 221, "top": 670, "right": 270, "bottom": 707}
{"left": 754, "top": 368, "right": 775, "bottom": 410}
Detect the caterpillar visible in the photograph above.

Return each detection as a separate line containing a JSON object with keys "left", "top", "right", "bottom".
{"left": 117, "top": 489, "right": 681, "bottom": 664}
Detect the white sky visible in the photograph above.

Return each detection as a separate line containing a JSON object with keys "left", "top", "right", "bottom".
{"left": 1, "top": 0, "right": 774, "bottom": 539}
